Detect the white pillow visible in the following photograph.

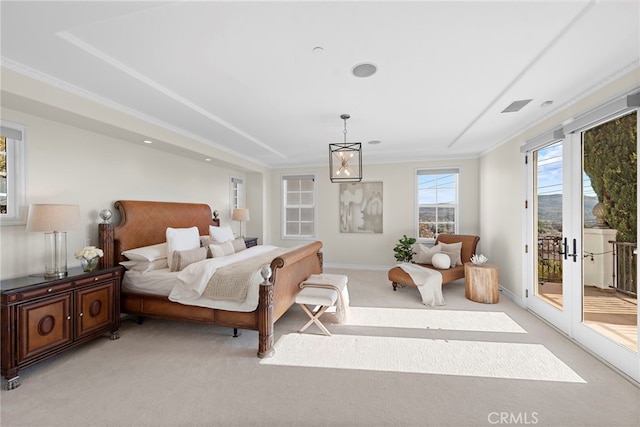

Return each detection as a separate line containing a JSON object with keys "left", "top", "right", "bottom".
{"left": 209, "top": 225, "right": 234, "bottom": 242}
{"left": 231, "top": 237, "right": 247, "bottom": 253}
{"left": 166, "top": 226, "right": 200, "bottom": 271}
{"left": 438, "top": 241, "right": 463, "bottom": 266}
{"left": 209, "top": 241, "right": 235, "bottom": 258}
{"left": 119, "top": 258, "right": 168, "bottom": 273}
{"left": 122, "top": 242, "right": 167, "bottom": 262}
{"left": 414, "top": 244, "right": 441, "bottom": 264}
{"left": 432, "top": 253, "right": 451, "bottom": 270}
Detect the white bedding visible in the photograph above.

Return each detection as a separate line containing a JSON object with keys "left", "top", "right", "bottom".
{"left": 122, "top": 245, "right": 280, "bottom": 312}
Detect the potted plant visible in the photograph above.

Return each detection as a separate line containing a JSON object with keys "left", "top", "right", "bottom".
{"left": 393, "top": 235, "right": 417, "bottom": 263}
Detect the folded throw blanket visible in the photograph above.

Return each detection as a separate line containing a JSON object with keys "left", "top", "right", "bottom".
{"left": 202, "top": 248, "right": 288, "bottom": 302}
{"left": 301, "top": 274, "right": 350, "bottom": 323}
{"left": 396, "top": 263, "right": 445, "bottom": 306}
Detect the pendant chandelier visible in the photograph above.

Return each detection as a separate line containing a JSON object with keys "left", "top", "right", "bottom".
{"left": 329, "top": 114, "right": 362, "bottom": 183}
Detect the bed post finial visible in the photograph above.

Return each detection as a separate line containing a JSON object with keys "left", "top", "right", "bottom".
{"left": 257, "top": 265, "right": 275, "bottom": 358}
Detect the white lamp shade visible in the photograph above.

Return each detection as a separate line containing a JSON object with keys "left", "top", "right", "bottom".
{"left": 231, "top": 208, "right": 250, "bottom": 222}
{"left": 26, "top": 204, "right": 81, "bottom": 232}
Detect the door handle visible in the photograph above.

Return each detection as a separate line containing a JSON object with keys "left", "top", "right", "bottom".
{"left": 571, "top": 238, "right": 578, "bottom": 262}
{"left": 558, "top": 237, "right": 568, "bottom": 260}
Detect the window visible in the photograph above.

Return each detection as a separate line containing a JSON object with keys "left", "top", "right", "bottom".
{"left": 416, "top": 169, "right": 459, "bottom": 239}
{"left": 230, "top": 176, "right": 243, "bottom": 215}
{"left": 0, "top": 121, "right": 27, "bottom": 225}
{"left": 282, "top": 174, "right": 316, "bottom": 239}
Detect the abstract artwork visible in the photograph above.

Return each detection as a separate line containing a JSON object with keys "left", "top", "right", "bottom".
{"left": 339, "top": 181, "right": 383, "bottom": 233}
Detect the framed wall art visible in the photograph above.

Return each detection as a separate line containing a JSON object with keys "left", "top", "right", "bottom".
{"left": 339, "top": 181, "right": 383, "bottom": 233}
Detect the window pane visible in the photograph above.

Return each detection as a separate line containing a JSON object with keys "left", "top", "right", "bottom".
{"left": 300, "top": 223, "right": 314, "bottom": 236}
{"left": 437, "top": 207, "right": 455, "bottom": 222}
{"left": 419, "top": 223, "right": 436, "bottom": 238}
{"left": 286, "top": 208, "right": 299, "bottom": 221}
{"left": 288, "top": 180, "right": 300, "bottom": 191}
{"left": 419, "top": 206, "right": 436, "bottom": 222}
{"left": 287, "top": 193, "right": 300, "bottom": 205}
{"left": 300, "top": 179, "right": 313, "bottom": 191}
{"left": 300, "top": 193, "right": 314, "bottom": 205}
{"left": 300, "top": 208, "right": 314, "bottom": 221}
{"left": 438, "top": 189, "right": 456, "bottom": 204}
{"left": 438, "top": 223, "right": 455, "bottom": 234}
{"left": 286, "top": 222, "right": 299, "bottom": 235}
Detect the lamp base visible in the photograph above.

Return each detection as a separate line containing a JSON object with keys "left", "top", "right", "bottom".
{"left": 44, "top": 271, "right": 67, "bottom": 279}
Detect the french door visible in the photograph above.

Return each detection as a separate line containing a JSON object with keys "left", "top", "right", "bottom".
{"left": 526, "top": 111, "right": 638, "bottom": 382}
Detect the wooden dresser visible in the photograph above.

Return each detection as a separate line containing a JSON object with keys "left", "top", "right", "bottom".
{"left": 1, "top": 266, "right": 122, "bottom": 390}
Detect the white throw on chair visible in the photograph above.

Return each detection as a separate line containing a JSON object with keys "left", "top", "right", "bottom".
{"left": 295, "top": 273, "right": 349, "bottom": 336}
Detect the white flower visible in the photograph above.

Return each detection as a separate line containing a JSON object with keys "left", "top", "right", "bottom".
{"left": 74, "top": 246, "right": 104, "bottom": 260}
{"left": 471, "top": 253, "right": 488, "bottom": 264}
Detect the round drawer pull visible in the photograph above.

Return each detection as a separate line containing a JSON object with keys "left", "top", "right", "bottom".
{"left": 47, "top": 288, "right": 52, "bottom": 292}
{"left": 79, "top": 312, "right": 83, "bottom": 317}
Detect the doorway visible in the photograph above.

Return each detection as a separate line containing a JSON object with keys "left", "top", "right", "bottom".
{"left": 526, "top": 110, "right": 638, "bottom": 382}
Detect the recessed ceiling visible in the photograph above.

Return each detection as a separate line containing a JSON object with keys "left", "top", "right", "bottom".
{"left": 1, "top": 1, "right": 638, "bottom": 168}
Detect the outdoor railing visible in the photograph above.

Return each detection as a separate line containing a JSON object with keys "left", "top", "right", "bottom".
{"left": 537, "top": 235, "right": 563, "bottom": 284}
{"left": 610, "top": 241, "right": 637, "bottom": 297}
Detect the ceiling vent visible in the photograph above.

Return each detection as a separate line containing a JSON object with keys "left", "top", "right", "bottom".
{"left": 501, "top": 99, "right": 533, "bottom": 113}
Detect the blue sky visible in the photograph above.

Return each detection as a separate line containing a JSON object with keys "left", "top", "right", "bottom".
{"left": 537, "top": 141, "right": 597, "bottom": 198}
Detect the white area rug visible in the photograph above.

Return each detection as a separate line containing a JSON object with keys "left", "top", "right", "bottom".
{"left": 332, "top": 307, "right": 527, "bottom": 333}
{"left": 261, "top": 334, "right": 585, "bottom": 383}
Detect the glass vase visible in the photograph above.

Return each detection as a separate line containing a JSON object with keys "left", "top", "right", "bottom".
{"left": 80, "top": 257, "right": 99, "bottom": 272}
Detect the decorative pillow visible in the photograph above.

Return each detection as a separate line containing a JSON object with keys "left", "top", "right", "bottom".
{"left": 119, "top": 258, "right": 168, "bottom": 273}
{"left": 413, "top": 243, "right": 441, "bottom": 265}
{"left": 432, "top": 253, "right": 452, "bottom": 270}
{"left": 172, "top": 247, "right": 207, "bottom": 272}
{"left": 209, "top": 241, "right": 235, "bottom": 258}
{"left": 438, "top": 241, "right": 463, "bottom": 266}
{"left": 166, "top": 226, "right": 200, "bottom": 271}
{"left": 231, "top": 238, "right": 247, "bottom": 253}
{"left": 122, "top": 242, "right": 167, "bottom": 262}
{"left": 209, "top": 225, "right": 234, "bottom": 242}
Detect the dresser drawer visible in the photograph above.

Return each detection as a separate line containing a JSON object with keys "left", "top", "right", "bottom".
{"left": 17, "top": 282, "right": 73, "bottom": 301}
{"left": 75, "top": 272, "right": 115, "bottom": 287}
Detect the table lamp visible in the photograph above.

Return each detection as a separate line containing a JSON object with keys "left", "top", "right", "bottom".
{"left": 26, "top": 204, "right": 81, "bottom": 278}
{"left": 231, "top": 208, "right": 250, "bottom": 238}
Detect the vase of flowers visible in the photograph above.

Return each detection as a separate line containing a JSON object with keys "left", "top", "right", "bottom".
{"left": 75, "top": 246, "right": 104, "bottom": 272}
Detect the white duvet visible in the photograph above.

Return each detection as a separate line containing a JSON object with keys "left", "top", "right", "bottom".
{"left": 124, "top": 245, "right": 280, "bottom": 312}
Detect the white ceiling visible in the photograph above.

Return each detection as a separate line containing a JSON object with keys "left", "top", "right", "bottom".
{"left": 2, "top": 1, "right": 639, "bottom": 168}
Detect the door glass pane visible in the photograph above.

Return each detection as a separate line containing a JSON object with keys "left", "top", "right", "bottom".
{"left": 534, "top": 141, "right": 564, "bottom": 310}
{"left": 582, "top": 111, "right": 637, "bottom": 352}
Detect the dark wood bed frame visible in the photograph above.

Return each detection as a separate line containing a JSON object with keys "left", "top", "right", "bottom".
{"left": 99, "top": 200, "right": 323, "bottom": 357}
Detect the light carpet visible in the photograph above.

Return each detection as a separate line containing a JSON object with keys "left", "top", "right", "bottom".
{"left": 333, "top": 306, "right": 527, "bottom": 333}
{"left": 260, "top": 333, "right": 586, "bottom": 382}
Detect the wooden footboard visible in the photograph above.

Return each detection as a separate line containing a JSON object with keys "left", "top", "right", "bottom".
{"left": 99, "top": 200, "right": 323, "bottom": 357}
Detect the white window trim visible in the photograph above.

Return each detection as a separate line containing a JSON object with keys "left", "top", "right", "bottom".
{"left": 415, "top": 167, "right": 460, "bottom": 242}
{"left": 281, "top": 173, "right": 317, "bottom": 240}
{"left": 0, "top": 120, "right": 27, "bottom": 226}
{"left": 229, "top": 176, "right": 244, "bottom": 217}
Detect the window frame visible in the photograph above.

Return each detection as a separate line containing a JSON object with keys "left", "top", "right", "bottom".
{"left": 0, "top": 121, "right": 27, "bottom": 226}
{"left": 415, "top": 168, "right": 460, "bottom": 242}
{"left": 229, "top": 176, "right": 244, "bottom": 217}
{"left": 281, "top": 173, "right": 317, "bottom": 240}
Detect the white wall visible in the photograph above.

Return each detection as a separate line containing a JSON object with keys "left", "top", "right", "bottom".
{"left": 270, "top": 158, "right": 480, "bottom": 268}
{"left": 0, "top": 107, "right": 251, "bottom": 279}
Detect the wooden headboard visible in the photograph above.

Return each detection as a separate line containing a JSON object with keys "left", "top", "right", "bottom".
{"left": 111, "top": 200, "right": 219, "bottom": 263}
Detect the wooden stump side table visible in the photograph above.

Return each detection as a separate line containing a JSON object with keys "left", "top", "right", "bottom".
{"left": 464, "top": 263, "right": 499, "bottom": 303}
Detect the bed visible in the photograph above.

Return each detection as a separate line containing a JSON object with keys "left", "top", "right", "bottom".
{"left": 99, "top": 200, "right": 323, "bottom": 357}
